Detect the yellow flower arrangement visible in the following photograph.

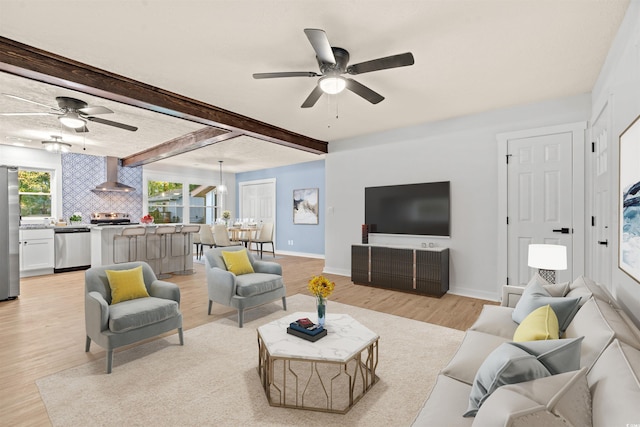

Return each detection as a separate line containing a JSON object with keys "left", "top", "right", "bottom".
{"left": 308, "top": 275, "right": 335, "bottom": 299}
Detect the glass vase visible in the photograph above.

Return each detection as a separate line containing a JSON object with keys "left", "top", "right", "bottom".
{"left": 316, "top": 296, "right": 327, "bottom": 328}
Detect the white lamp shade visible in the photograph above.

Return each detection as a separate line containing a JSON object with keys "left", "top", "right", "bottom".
{"left": 527, "top": 244, "right": 567, "bottom": 270}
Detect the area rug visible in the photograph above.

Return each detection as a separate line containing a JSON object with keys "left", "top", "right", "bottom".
{"left": 36, "top": 294, "right": 464, "bottom": 427}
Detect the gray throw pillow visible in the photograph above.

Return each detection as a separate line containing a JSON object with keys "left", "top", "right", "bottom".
{"left": 527, "top": 273, "right": 571, "bottom": 297}
{"left": 512, "top": 281, "right": 581, "bottom": 332}
{"left": 463, "top": 337, "right": 583, "bottom": 417}
{"left": 510, "top": 336, "right": 583, "bottom": 374}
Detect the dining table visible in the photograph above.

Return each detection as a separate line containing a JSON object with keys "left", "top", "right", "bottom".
{"left": 228, "top": 226, "right": 258, "bottom": 247}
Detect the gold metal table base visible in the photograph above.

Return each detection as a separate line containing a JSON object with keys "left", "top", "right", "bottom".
{"left": 257, "top": 334, "right": 379, "bottom": 414}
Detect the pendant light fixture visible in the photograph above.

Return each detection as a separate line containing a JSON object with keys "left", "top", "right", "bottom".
{"left": 217, "top": 160, "right": 227, "bottom": 194}
{"left": 41, "top": 135, "right": 71, "bottom": 153}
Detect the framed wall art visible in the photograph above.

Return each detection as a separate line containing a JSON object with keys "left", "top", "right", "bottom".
{"left": 293, "top": 188, "right": 319, "bottom": 224}
{"left": 619, "top": 114, "right": 640, "bottom": 283}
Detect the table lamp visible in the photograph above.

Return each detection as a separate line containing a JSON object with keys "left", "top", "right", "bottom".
{"left": 527, "top": 244, "right": 567, "bottom": 284}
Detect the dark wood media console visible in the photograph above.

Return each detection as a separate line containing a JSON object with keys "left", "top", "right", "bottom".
{"left": 351, "top": 245, "right": 449, "bottom": 297}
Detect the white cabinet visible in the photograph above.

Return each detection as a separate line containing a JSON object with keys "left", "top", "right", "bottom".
{"left": 19, "top": 228, "right": 54, "bottom": 276}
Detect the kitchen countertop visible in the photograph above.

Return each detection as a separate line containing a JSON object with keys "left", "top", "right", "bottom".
{"left": 19, "top": 224, "right": 55, "bottom": 230}
{"left": 20, "top": 224, "right": 94, "bottom": 230}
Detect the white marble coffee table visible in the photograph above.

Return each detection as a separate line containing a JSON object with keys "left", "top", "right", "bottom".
{"left": 257, "top": 312, "right": 379, "bottom": 413}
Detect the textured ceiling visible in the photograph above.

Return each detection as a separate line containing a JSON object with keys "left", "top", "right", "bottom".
{"left": 0, "top": 0, "right": 630, "bottom": 173}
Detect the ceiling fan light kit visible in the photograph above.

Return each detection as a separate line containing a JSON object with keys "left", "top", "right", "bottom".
{"left": 253, "top": 28, "right": 415, "bottom": 108}
{"left": 319, "top": 76, "right": 346, "bottom": 94}
{"left": 58, "top": 112, "right": 86, "bottom": 129}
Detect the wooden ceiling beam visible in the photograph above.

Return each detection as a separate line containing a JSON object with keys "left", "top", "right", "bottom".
{"left": 122, "top": 128, "right": 241, "bottom": 167}
{"left": 0, "top": 36, "right": 328, "bottom": 155}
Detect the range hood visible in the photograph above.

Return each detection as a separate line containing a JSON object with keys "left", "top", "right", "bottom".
{"left": 91, "top": 156, "right": 136, "bottom": 193}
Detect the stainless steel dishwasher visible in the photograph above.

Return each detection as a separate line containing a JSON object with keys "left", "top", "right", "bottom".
{"left": 54, "top": 227, "right": 91, "bottom": 273}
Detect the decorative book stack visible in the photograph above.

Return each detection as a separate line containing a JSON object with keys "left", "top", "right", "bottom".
{"left": 287, "top": 317, "right": 327, "bottom": 342}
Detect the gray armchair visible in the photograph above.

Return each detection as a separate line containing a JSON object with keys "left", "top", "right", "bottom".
{"left": 204, "top": 246, "right": 286, "bottom": 327}
{"left": 84, "top": 261, "right": 184, "bottom": 373}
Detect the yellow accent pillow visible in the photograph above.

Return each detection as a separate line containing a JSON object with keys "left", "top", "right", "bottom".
{"left": 221, "top": 250, "right": 254, "bottom": 275}
{"left": 106, "top": 265, "right": 150, "bottom": 305}
{"left": 513, "top": 304, "right": 559, "bottom": 342}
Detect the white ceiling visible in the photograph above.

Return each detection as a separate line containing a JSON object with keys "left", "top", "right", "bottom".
{"left": 0, "top": 0, "right": 630, "bottom": 173}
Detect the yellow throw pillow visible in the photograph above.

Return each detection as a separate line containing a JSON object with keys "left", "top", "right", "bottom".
{"left": 513, "top": 304, "right": 559, "bottom": 342}
{"left": 221, "top": 250, "right": 254, "bottom": 275}
{"left": 106, "top": 265, "right": 150, "bottom": 305}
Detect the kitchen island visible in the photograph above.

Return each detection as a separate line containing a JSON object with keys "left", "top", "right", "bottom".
{"left": 91, "top": 224, "right": 195, "bottom": 276}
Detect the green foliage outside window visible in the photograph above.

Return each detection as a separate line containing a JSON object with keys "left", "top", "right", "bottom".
{"left": 18, "top": 170, "right": 52, "bottom": 217}
{"left": 148, "top": 181, "right": 182, "bottom": 198}
{"left": 147, "top": 180, "right": 219, "bottom": 224}
{"left": 147, "top": 180, "right": 183, "bottom": 223}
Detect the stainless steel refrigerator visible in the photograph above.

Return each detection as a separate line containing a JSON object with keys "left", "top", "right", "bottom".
{"left": 0, "top": 166, "right": 19, "bottom": 300}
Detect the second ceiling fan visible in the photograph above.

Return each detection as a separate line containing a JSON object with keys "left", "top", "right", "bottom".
{"left": 0, "top": 94, "right": 138, "bottom": 132}
{"left": 253, "top": 28, "right": 415, "bottom": 108}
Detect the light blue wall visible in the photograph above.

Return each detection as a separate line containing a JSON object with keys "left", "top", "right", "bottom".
{"left": 236, "top": 159, "right": 325, "bottom": 256}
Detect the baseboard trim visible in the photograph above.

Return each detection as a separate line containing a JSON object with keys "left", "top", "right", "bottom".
{"left": 322, "top": 267, "right": 350, "bottom": 277}
{"left": 276, "top": 250, "right": 325, "bottom": 259}
{"left": 448, "top": 287, "right": 500, "bottom": 302}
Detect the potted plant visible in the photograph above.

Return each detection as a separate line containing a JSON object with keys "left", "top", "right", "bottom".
{"left": 69, "top": 212, "right": 82, "bottom": 224}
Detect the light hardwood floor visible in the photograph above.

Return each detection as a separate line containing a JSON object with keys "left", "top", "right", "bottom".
{"left": 0, "top": 254, "right": 495, "bottom": 426}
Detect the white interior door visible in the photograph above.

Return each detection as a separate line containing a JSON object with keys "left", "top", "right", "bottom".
{"left": 506, "top": 131, "right": 574, "bottom": 284}
{"left": 498, "top": 122, "right": 586, "bottom": 292}
{"left": 591, "top": 101, "right": 612, "bottom": 285}
{"left": 239, "top": 178, "right": 276, "bottom": 225}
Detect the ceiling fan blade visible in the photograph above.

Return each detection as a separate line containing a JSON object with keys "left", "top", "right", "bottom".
{"left": 345, "top": 78, "right": 384, "bottom": 104}
{"left": 301, "top": 86, "right": 324, "bottom": 108}
{"left": 79, "top": 105, "right": 113, "bottom": 115}
{"left": 0, "top": 112, "right": 57, "bottom": 116}
{"left": 86, "top": 116, "right": 138, "bottom": 131}
{"left": 347, "top": 52, "right": 415, "bottom": 75}
{"left": 304, "top": 28, "right": 336, "bottom": 64}
{"left": 2, "top": 93, "right": 59, "bottom": 110}
{"left": 253, "top": 71, "right": 319, "bottom": 79}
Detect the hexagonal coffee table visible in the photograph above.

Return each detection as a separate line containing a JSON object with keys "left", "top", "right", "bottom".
{"left": 257, "top": 312, "right": 379, "bottom": 413}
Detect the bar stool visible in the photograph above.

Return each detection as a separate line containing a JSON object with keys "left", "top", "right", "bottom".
{"left": 113, "top": 227, "right": 147, "bottom": 263}
{"left": 173, "top": 224, "right": 200, "bottom": 275}
{"left": 147, "top": 225, "right": 176, "bottom": 279}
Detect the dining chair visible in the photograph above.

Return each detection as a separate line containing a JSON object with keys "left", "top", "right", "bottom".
{"left": 239, "top": 223, "right": 258, "bottom": 248}
{"left": 198, "top": 224, "right": 216, "bottom": 259}
{"left": 193, "top": 229, "right": 201, "bottom": 259}
{"left": 249, "top": 222, "right": 275, "bottom": 258}
{"left": 213, "top": 224, "right": 242, "bottom": 248}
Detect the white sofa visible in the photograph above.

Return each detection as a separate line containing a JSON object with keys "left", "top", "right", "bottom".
{"left": 412, "top": 276, "right": 640, "bottom": 427}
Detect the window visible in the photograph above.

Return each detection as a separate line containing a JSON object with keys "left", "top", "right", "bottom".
{"left": 18, "top": 170, "right": 52, "bottom": 217}
{"left": 188, "top": 184, "right": 218, "bottom": 224}
{"left": 147, "top": 180, "right": 183, "bottom": 223}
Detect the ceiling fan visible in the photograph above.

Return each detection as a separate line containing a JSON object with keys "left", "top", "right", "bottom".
{"left": 0, "top": 94, "right": 138, "bottom": 132}
{"left": 253, "top": 28, "right": 415, "bottom": 108}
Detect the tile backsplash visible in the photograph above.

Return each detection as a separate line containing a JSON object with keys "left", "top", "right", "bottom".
{"left": 61, "top": 153, "right": 142, "bottom": 223}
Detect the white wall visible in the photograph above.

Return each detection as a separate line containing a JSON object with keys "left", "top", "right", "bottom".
{"left": 590, "top": 0, "right": 640, "bottom": 324}
{"left": 324, "top": 94, "right": 590, "bottom": 300}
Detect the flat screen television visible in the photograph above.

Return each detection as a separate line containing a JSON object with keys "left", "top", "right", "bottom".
{"left": 365, "top": 181, "right": 450, "bottom": 237}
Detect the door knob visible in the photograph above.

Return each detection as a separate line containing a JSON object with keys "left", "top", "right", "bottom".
{"left": 598, "top": 240, "right": 608, "bottom": 247}
{"left": 552, "top": 227, "right": 571, "bottom": 234}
